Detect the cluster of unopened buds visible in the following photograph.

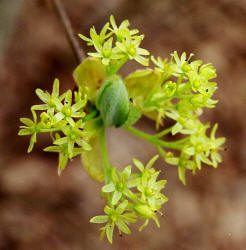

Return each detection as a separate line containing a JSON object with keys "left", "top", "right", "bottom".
{"left": 19, "top": 15, "right": 225, "bottom": 243}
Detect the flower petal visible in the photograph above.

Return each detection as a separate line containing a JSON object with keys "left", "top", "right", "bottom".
{"left": 116, "top": 200, "right": 128, "bottom": 214}
{"left": 102, "top": 183, "right": 115, "bottom": 193}
{"left": 133, "top": 158, "right": 144, "bottom": 172}
{"left": 52, "top": 78, "right": 59, "bottom": 97}
{"left": 116, "top": 220, "right": 131, "bottom": 234}
{"left": 106, "top": 223, "right": 114, "bottom": 244}
{"left": 90, "top": 215, "right": 109, "bottom": 224}
{"left": 112, "top": 191, "right": 122, "bottom": 205}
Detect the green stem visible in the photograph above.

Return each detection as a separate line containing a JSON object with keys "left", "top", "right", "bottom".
{"left": 83, "top": 109, "right": 99, "bottom": 122}
{"left": 124, "top": 126, "right": 184, "bottom": 150}
{"left": 106, "top": 56, "right": 128, "bottom": 75}
{"left": 153, "top": 127, "right": 173, "bottom": 138}
{"left": 99, "top": 127, "right": 112, "bottom": 184}
{"left": 155, "top": 139, "right": 184, "bottom": 150}
{"left": 125, "top": 126, "right": 153, "bottom": 142}
{"left": 156, "top": 145, "right": 166, "bottom": 158}
{"left": 176, "top": 73, "right": 184, "bottom": 91}
{"left": 174, "top": 137, "right": 190, "bottom": 144}
{"left": 40, "top": 128, "right": 61, "bottom": 133}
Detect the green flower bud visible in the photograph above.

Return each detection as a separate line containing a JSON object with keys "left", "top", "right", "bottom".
{"left": 134, "top": 204, "right": 155, "bottom": 219}
{"left": 96, "top": 75, "right": 130, "bottom": 127}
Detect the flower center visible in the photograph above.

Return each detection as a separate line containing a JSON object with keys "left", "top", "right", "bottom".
{"left": 145, "top": 187, "right": 154, "bottom": 197}
{"left": 116, "top": 182, "right": 124, "bottom": 191}
{"left": 48, "top": 97, "right": 56, "bottom": 107}
{"left": 196, "top": 143, "right": 203, "bottom": 153}
{"left": 103, "top": 49, "right": 112, "bottom": 58}
{"left": 111, "top": 214, "right": 117, "bottom": 222}
{"left": 127, "top": 45, "right": 137, "bottom": 58}
{"left": 62, "top": 106, "right": 72, "bottom": 117}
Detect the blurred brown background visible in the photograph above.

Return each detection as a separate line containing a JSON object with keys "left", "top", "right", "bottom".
{"left": 0, "top": 0, "right": 246, "bottom": 249}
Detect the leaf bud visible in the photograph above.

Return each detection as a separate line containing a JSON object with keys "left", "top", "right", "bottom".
{"left": 96, "top": 75, "right": 130, "bottom": 127}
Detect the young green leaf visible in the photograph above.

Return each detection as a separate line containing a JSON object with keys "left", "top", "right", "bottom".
{"left": 81, "top": 134, "right": 105, "bottom": 182}
{"left": 73, "top": 57, "right": 107, "bottom": 102}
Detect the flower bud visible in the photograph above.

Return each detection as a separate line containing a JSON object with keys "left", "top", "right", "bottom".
{"left": 134, "top": 204, "right": 155, "bottom": 219}
{"left": 96, "top": 75, "right": 130, "bottom": 127}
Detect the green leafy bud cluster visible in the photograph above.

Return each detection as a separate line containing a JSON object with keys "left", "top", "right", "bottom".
{"left": 90, "top": 155, "right": 168, "bottom": 243}
{"left": 19, "top": 15, "right": 225, "bottom": 244}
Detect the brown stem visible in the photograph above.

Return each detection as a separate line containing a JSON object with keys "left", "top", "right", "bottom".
{"left": 51, "top": 0, "right": 85, "bottom": 64}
